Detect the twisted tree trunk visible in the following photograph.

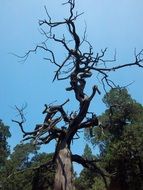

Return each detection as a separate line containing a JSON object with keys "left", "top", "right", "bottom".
{"left": 54, "top": 143, "right": 73, "bottom": 190}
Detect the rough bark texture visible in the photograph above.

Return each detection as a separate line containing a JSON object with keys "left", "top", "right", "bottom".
{"left": 54, "top": 144, "right": 73, "bottom": 190}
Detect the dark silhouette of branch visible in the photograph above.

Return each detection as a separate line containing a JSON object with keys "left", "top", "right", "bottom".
{"left": 72, "top": 154, "right": 109, "bottom": 189}
{"left": 13, "top": 0, "right": 143, "bottom": 162}
{"left": 12, "top": 100, "right": 70, "bottom": 145}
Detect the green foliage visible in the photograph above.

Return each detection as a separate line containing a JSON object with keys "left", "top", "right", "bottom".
{"left": 103, "top": 88, "right": 143, "bottom": 124}
{"left": 0, "top": 119, "right": 55, "bottom": 190}
{"left": 85, "top": 87, "right": 143, "bottom": 190}
{"left": 75, "top": 169, "right": 95, "bottom": 190}
{"left": 105, "top": 123, "right": 143, "bottom": 190}
{"left": 0, "top": 141, "right": 54, "bottom": 190}
{"left": 83, "top": 144, "right": 93, "bottom": 160}
{"left": 74, "top": 145, "right": 95, "bottom": 190}
{"left": 0, "top": 120, "right": 11, "bottom": 189}
{"left": 31, "top": 152, "right": 55, "bottom": 190}
{"left": 0, "top": 120, "right": 11, "bottom": 167}
{"left": 91, "top": 177, "right": 106, "bottom": 190}
{"left": 10, "top": 142, "right": 38, "bottom": 169}
{"left": 74, "top": 144, "right": 107, "bottom": 190}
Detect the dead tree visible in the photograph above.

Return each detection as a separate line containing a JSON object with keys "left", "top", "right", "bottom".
{"left": 12, "top": 0, "right": 143, "bottom": 189}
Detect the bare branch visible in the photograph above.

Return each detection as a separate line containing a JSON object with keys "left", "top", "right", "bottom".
{"left": 72, "top": 154, "right": 109, "bottom": 189}
{"left": 53, "top": 54, "right": 71, "bottom": 81}
{"left": 79, "top": 114, "right": 98, "bottom": 129}
{"left": 7, "top": 158, "right": 55, "bottom": 179}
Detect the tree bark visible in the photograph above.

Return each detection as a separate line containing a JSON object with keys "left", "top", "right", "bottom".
{"left": 54, "top": 143, "right": 73, "bottom": 190}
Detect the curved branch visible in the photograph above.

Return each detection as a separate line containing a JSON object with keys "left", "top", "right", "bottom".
{"left": 72, "top": 154, "right": 109, "bottom": 189}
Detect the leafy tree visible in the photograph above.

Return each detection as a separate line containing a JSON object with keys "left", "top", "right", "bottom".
{"left": 10, "top": 142, "right": 38, "bottom": 169}
{"left": 31, "top": 152, "right": 55, "bottom": 190}
{"left": 86, "top": 87, "right": 143, "bottom": 190}
{"left": 91, "top": 178, "right": 106, "bottom": 190}
{"left": 12, "top": 0, "right": 143, "bottom": 189}
{"left": 0, "top": 120, "right": 11, "bottom": 189}
{"left": 1, "top": 142, "right": 54, "bottom": 190}
{"left": 75, "top": 144, "right": 95, "bottom": 190}
{"left": 75, "top": 144, "right": 107, "bottom": 190}
{"left": 0, "top": 120, "right": 11, "bottom": 167}
{"left": 83, "top": 144, "right": 93, "bottom": 160}
{"left": 0, "top": 142, "right": 37, "bottom": 190}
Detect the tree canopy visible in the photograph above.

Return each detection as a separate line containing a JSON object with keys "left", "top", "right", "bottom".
{"left": 85, "top": 87, "right": 143, "bottom": 190}
{"left": 0, "top": 120, "right": 11, "bottom": 167}
{"left": 0, "top": 139, "right": 54, "bottom": 190}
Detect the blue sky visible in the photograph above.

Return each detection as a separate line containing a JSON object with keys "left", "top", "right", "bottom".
{"left": 0, "top": 0, "right": 143, "bottom": 171}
